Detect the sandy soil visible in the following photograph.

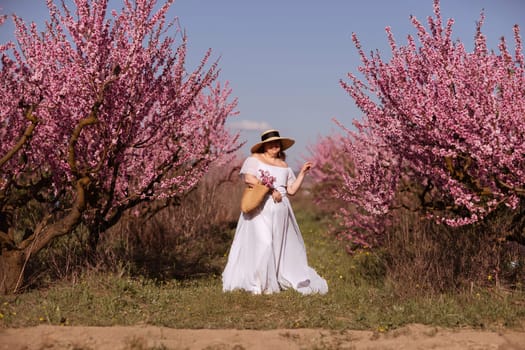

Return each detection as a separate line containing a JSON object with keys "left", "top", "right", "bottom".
{"left": 1, "top": 324, "right": 525, "bottom": 350}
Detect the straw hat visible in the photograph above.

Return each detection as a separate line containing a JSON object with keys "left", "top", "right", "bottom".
{"left": 250, "top": 129, "right": 295, "bottom": 153}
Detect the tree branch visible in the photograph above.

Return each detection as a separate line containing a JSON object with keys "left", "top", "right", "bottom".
{"left": 68, "top": 69, "right": 121, "bottom": 177}
{"left": 68, "top": 114, "right": 98, "bottom": 177}
{"left": 19, "top": 176, "right": 90, "bottom": 256}
{"left": 495, "top": 177, "right": 525, "bottom": 195}
{"left": 0, "top": 105, "right": 38, "bottom": 168}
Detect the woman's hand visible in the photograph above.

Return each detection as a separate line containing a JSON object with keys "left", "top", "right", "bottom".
{"left": 300, "top": 161, "right": 314, "bottom": 175}
{"left": 287, "top": 161, "right": 314, "bottom": 196}
{"left": 272, "top": 189, "right": 282, "bottom": 203}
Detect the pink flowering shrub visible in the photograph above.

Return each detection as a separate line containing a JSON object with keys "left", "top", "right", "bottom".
{"left": 311, "top": 0, "right": 525, "bottom": 258}
{"left": 0, "top": 0, "right": 240, "bottom": 293}
{"left": 307, "top": 132, "right": 348, "bottom": 209}
{"left": 309, "top": 130, "right": 395, "bottom": 249}
{"left": 351, "top": 0, "right": 521, "bottom": 226}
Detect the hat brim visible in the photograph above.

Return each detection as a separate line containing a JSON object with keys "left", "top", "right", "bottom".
{"left": 250, "top": 137, "right": 295, "bottom": 153}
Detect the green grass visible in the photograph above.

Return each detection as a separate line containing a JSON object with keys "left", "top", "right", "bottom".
{"left": 0, "top": 208, "right": 524, "bottom": 331}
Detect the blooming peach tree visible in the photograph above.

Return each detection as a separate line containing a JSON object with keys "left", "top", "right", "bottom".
{"left": 0, "top": 0, "right": 240, "bottom": 293}
{"left": 311, "top": 0, "right": 525, "bottom": 249}
{"left": 309, "top": 128, "right": 395, "bottom": 249}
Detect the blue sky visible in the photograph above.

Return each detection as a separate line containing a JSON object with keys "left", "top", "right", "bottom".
{"left": 1, "top": 0, "right": 525, "bottom": 166}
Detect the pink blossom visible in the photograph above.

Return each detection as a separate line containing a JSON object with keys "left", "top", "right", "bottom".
{"left": 0, "top": 0, "right": 241, "bottom": 252}
{"left": 310, "top": 0, "right": 525, "bottom": 248}
{"left": 258, "top": 169, "right": 276, "bottom": 189}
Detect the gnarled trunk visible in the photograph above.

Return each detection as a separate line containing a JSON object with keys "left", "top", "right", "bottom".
{"left": 0, "top": 250, "right": 24, "bottom": 294}
{"left": 0, "top": 177, "right": 89, "bottom": 294}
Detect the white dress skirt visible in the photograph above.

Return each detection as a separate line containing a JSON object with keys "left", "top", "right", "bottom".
{"left": 222, "top": 156, "right": 328, "bottom": 295}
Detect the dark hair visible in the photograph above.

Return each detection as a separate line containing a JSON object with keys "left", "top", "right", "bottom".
{"left": 256, "top": 140, "right": 283, "bottom": 153}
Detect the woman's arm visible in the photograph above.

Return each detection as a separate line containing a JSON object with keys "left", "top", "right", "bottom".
{"left": 243, "top": 173, "right": 259, "bottom": 186}
{"left": 287, "top": 161, "right": 313, "bottom": 196}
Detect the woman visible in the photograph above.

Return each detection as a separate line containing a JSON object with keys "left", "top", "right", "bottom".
{"left": 222, "top": 129, "right": 328, "bottom": 295}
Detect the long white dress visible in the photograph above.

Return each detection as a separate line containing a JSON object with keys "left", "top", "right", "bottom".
{"left": 222, "top": 156, "right": 328, "bottom": 295}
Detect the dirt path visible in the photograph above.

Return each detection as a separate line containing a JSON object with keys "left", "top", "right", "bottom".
{"left": 1, "top": 323, "right": 525, "bottom": 349}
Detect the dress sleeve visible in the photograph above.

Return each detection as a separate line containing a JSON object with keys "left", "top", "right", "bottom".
{"left": 287, "top": 167, "right": 296, "bottom": 187}
{"left": 240, "top": 156, "right": 259, "bottom": 177}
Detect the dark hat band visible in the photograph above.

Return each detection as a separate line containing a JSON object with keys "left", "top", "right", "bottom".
{"left": 261, "top": 131, "right": 280, "bottom": 141}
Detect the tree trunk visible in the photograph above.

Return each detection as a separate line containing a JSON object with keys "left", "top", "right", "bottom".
{"left": 0, "top": 250, "right": 24, "bottom": 294}
{"left": 0, "top": 177, "right": 90, "bottom": 294}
